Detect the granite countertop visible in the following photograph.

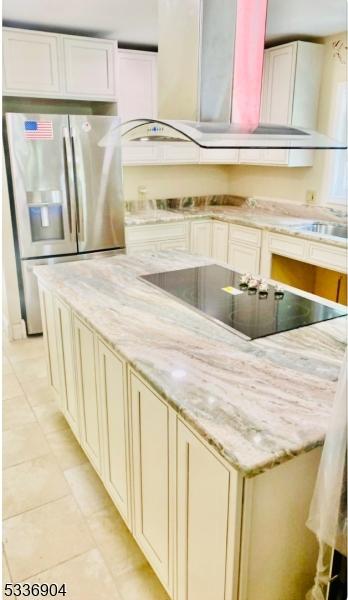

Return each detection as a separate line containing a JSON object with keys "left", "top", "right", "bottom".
{"left": 35, "top": 251, "right": 347, "bottom": 478}
{"left": 125, "top": 206, "right": 347, "bottom": 248}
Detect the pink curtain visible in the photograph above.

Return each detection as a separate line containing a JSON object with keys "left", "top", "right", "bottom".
{"left": 231, "top": 0, "right": 268, "bottom": 129}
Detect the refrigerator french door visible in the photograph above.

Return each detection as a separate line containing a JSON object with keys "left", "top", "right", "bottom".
{"left": 5, "top": 113, "right": 125, "bottom": 334}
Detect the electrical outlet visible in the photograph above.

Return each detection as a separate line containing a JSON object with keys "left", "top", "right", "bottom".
{"left": 306, "top": 190, "right": 317, "bottom": 204}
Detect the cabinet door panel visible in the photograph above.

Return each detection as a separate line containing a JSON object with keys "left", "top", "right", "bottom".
{"left": 74, "top": 317, "right": 101, "bottom": 471}
{"left": 98, "top": 341, "right": 129, "bottom": 523}
{"left": 131, "top": 373, "right": 170, "bottom": 588}
{"left": 190, "top": 221, "right": 212, "bottom": 256}
{"left": 3, "top": 29, "right": 60, "bottom": 95}
{"left": 54, "top": 299, "right": 79, "bottom": 434}
{"left": 177, "top": 422, "right": 238, "bottom": 600}
{"left": 228, "top": 243, "right": 260, "bottom": 274}
{"left": 211, "top": 221, "right": 229, "bottom": 262}
{"left": 118, "top": 50, "right": 157, "bottom": 121}
{"left": 63, "top": 37, "right": 116, "bottom": 98}
{"left": 39, "top": 286, "right": 59, "bottom": 396}
{"left": 261, "top": 44, "right": 296, "bottom": 125}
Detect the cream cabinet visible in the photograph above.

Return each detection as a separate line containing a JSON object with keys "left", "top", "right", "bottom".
{"left": 190, "top": 221, "right": 212, "bottom": 256}
{"left": 118, "top": 49, "right": 157, "bottom": 122}
{"left": 130, "top": 372, "right": 175, "bottom": 594}
{"left": 3, "top": 28, "right": 61, "bottom": 96}
{"left": 38, "top": 286, "right": 60, "bottom": 397}
{"left": 228, "top": 225, "right": 262, "bottom": 274}
{"left": 240, "top": 41, "right": 323, "bottom": 167}
{"left": 3, "top": 27, "right": 118, "bottom": 101}
{"left": 126, "top": 222, "right": 189, "bottom": 254}
{"left": 73, "top": 316, "right": 102, "bottom": 473}
{"left": 54, "top": 298, "right": 80, "bottom": 436}
{"left": 177, "top": 421, "right": 240, "bottom": 600}
{"left": 38, "top": 281, "right": 323, "bottom": 600}
{"left": 228, "top": 243, "right": 260, "bottom": 274}
{"left": 62, "top": 35, "right": 116, "bottom": 99}
{"left": 97, "top": 340, "right": 130, "bottom": 524}
{"left": 211, "top": 221, "right": 229, "bottom": 262}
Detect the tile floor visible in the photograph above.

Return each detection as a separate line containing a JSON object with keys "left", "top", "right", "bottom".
{"left": 3, "top": 335, "right": 170, "bottom": 600}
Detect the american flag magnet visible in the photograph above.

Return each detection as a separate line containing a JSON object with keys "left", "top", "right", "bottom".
{"left": 24, "top": 120, "right": 54, "bottom": 140}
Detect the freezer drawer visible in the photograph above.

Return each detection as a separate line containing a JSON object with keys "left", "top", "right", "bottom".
{"left": 21, "top": 249, "right": 124, "bottom": 334}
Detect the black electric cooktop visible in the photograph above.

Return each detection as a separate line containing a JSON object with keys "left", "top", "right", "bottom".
{"left": 140, "top": 264, "right": 347, "bottom": 340}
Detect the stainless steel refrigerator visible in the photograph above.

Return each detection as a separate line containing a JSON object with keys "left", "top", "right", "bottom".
{"left": 5, "top": 113, "right": 125, "bottom": 334}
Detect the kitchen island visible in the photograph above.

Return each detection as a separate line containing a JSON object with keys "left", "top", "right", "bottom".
{"left": 35, "top": 251, "right": 347, "bottom": 600}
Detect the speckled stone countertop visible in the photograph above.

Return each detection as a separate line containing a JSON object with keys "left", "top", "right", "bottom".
{"left": 35, "top": 251, "right": 347, "bottom": 477}
{"left": 125, "top": 206, "right": 347, "bottom": 248}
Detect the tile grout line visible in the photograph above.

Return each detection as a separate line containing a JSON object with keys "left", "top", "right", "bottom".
{"left": 2, "top": 493, "right": 72, "bottom": 522}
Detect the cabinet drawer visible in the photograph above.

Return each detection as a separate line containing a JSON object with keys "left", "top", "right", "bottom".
{"left": 126, "top": 222, "right": 188, "bottom": 243}
{"left": 162, "top": 142, "right": 199, "bottom": 163}
{"left": 268, "top": 233, "right": 306, "bottom": 259}
{"left": 307, "top": 242, "right": 347, "bottom": 273}
{"left": 229, "top": 225, "right": 261, "bottom": 247}
{"left": 122, "top": 143, "right": 162, "bottom": 164}
{"left": 239, "top": 149, "right": 288, "bottom": 165}
{"left": 200, "top": 148, "right": 239, "bottom": 164}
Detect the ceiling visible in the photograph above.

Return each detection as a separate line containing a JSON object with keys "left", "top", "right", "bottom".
{"left": 2, "top": 0, "right": 347, "bottom": 48}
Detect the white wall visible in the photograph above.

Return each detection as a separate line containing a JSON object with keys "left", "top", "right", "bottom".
{"left": 122, "top": 164, "right": 231, "bottom": 201}
{"left": 228, "top": 33, "right": 347, "bottom": 204}
{"left": 2, "top": 151, "right": 26, "bottom": 340}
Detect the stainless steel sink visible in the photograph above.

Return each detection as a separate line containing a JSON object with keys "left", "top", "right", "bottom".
{"left": 292, "top": 221, "right": 348, "bottom": 239}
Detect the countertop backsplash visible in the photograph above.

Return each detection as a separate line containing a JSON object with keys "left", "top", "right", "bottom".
{"left": 125, "top": 195, "right": 347, "bottom": 221}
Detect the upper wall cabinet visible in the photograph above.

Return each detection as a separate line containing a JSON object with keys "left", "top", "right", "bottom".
{"left": 240, "top": 41, "right": 324, "bottom": 167}
{"left": 118, "top": 49, "right": 157, "bottom": 122}
{"left": 62, "top": 36, "right": 117, "bottom": 99}
{"left": 3, "top": 27, "right": 118, "bottom": 101}
{"left": 3, "top": 29, "right": 61, "bottom": 96}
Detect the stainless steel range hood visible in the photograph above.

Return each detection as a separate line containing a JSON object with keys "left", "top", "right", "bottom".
{"left": 120, "top": 118, "right": 346, "bottom": 150}
{"left": 117, "top": 0, "right": 347, "bottom": 151}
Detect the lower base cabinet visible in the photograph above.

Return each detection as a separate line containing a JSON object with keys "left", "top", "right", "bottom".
{"left": 39, "top": 284, "right": 322, "bottom": 600}
{"left": 228, "top": 242, "right": 261, "bottom": 274}
{"left": 130, "top": 372, "right": 175, "bottom": 595}
{"left": 98, "top": 340, "right": 130, "bottom": 524}
{"left": 177, "top": 421, "right": 241, "bottom": 600}
{"left": 54, "top": 298, "right": 80, "bottom": 436}
{"left": 73, "top": 316, "right": 102, "bottom": 474}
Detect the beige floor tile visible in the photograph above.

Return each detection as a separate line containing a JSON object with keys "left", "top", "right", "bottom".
{"left": 46, "top": 428, "right": 87, "bottom": 471}
{"left": 31, "top": 402, "right": 67, "bottom": 434}
{"left": 5, "top": 338, "right": 45, "bottom": 363}
{"left": 64, "top": 463, "right": 111, "bottom": 517}
{"left": 22, "top": 379, "right": 56, "bottom": 408}
{"left": 3, "top": 551, "right": 11, "bottom": 583}
{"left": 24, "top": 549, "right": 121, "bottom": 600}
{"left": 116, "top": 564, "right": 170, "bottom": 600}
{"left": 3, "top": 395, "right": 36, "bottom": 431}
{"left": 3, "top": 496, "right": 94, "bottom": 581}
{"left": 3, "top": 454, "right": 70, "bottom": 519}
{"left": 3, "top": 373, "right": 23, "bottom": 400}
{"left": 3, "top": 423, "right": 51, "bottom": 469}
{"left": 87, "top": 504, "right": 147, "bottom": 578}
{"left": 3, "top": 355, "right": 13, "bottom": 375}
{"left": 12, "top": 356, "right": 47, "bottom": 384}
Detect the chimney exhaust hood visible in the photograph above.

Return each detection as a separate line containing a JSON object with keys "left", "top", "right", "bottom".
{"left": 117, "top": 0, "right": 347, "bottom": 151}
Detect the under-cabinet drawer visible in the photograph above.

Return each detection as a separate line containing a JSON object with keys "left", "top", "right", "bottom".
{"left": 126, "top": 222, "right": 188, "bottom": 244}
{"left": 229, "top": 225, "right": 262, "bottom": 247}
{"left": 306, "top": 242, "right": 347, "bottom": 273}
{"left": 268, "top": 233, "right": 306, "bottom": 259}
{"left": 199, "top": 148, "right": 239, "bottom": 163}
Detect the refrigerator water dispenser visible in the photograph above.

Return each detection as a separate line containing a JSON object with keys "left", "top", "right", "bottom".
{"left": 29, "top": 204, "right": 64, "bottom": 242}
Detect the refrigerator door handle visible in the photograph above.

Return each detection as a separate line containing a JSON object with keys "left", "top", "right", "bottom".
{"left": 70, "top": 128, "right": 83, "bottom": 238}
{"left": 62, "top": 127, "right": 76, "bottom": 239}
